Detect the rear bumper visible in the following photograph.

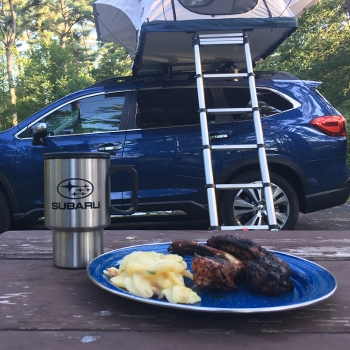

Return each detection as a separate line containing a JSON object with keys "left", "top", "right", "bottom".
{"left": 304, "top": 177, "right": 350, "bottom": 213}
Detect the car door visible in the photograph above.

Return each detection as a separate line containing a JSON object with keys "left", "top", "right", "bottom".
{"left": 121, "top": 88, "right": 177, "bottom": 208}
{"left": 15, "top": 91, "right": 131, "bottom": 219}
{"left": 121, "top": 85, "right": 243, "bottom": 211}
{"left": 171, "top": 86, "right": 243, "bottom": 205}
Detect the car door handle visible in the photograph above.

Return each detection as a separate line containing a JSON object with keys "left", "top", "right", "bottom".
{"left": 97, "top": 143, "right": 123, "bottom": 153}
{"left": 209, "top": 133, "right": 228, "bottom": 140}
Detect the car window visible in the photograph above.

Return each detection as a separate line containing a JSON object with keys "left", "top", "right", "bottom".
{"left": 135, "top": 87, "right": 216, "bottom": 129}
{"left": 222, "top": 87, "right": 294, "bottom": 121}
{"left": 42, "top": 92, "right": 126, "bottom": 136}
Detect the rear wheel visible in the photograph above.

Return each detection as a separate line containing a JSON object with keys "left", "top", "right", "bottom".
{"left": 220, "top": 171, "right": 299, "bottom": 230}
{"left": 0, "top": 188, "right": 12, "bottom": 234}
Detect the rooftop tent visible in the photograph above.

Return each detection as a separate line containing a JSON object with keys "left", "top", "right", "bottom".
{"left": 93, "top": 0, "right": 316, "bottom": 74}
{"left": 288, "top": 0, "right": 319, "bottom": 17}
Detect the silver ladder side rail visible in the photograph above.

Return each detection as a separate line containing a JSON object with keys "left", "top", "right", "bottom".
{"left": 192, "top": 32, "right": 279, "bottom": 231}
{"left": 193, "top": 37, "right": 220, "bottom": 230}
{"left": 242, "top": 32, "right": 278, "bottom": 231}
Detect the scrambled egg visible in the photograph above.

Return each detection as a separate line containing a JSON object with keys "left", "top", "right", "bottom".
{"left": 104, "top": 251, "right": 201, "bottom": 304}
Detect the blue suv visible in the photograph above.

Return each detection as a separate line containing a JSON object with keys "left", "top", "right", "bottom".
{"left": 0, "top": 71, "right": 349, "bottom": 233}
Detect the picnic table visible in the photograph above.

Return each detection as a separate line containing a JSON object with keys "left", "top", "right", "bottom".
{"left": 1, "top": 229, "right": 350, "bottom": 349}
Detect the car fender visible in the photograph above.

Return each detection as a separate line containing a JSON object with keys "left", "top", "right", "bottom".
{"left": 0, "top": 171, "right": 21, "bottom": 214}
{"left": 216, "top": 156, "right": 309, "bottom": 201}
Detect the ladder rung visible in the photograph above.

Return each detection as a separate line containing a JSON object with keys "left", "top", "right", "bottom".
{"left": 199, "top": 33, "right": 244, "bottom": 38}
{"left": 198, "top": 33, "right": 244, "bottom": 45}
{"left": 199, "top": 38, "right": 243, "bottom": 46}
{"left": 207, "top": 108, "right": 252, "bottom": 114}
{"left": 215, "top": 183, "right": 263, "bottom": 190}
{"left": 219, "top": 225, "right": 270, "bottom": 231}
{"left": 211, "top": 145, "right": 257, "bottom": 151}
{"left": 203, "top": 73, "right": 248, "bottom": 79}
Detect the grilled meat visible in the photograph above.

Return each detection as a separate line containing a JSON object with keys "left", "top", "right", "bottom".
{"left": 246, "top": 256, "right": 294, "bottom": 296}
{"left": 168, "top": 240, "right": 245, "bottom": 291}
{"left": 207, "top": 235, "right": 264, "bottom": 261}
{"left": 191, "top": 253, "right": 241, "bottom": 291}
{"left": 207, "top": 235, "right": 294, "bottom": 295}
{"left": 168, "top": 240, "right": 243, "bottom": 266}
{"left": 168, "top": 240, "right": 219, "bottom": 256}
{"left": 168, "top": 236, "right": 294, "bottom": 296}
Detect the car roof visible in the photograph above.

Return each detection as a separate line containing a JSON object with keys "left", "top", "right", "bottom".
{"left": 86, "top": 71, "right": 301, "bottom": 89}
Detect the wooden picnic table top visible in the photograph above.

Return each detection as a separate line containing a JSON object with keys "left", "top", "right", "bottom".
{"left": 1, "top": 229, "right": 350, "bottom": 349}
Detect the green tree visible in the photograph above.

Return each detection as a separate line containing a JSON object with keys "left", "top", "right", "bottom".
{"left": 6, "top": 0, "right": 97, "bottom": 123}
{"left": 33, "top": 0, "right": 97, "bottom": 76}
{"left": 0, "top": 46, "right": 10, "bottom": 129}
{"left": 91, "top": 42, "right": 132, "bottom": 81}
{"left": 1, "top": 0, "right": 20, "bottom": 126}
{"left": 37, "top": 0, "right": 93, "bottom": 48}
{"left": 258, "top": 0, "right": 350, "bottom": 118}
{"left": 15, "top": 40, "right": 94, "bottom": 122}
{"left": 0, "top": 0, "right": 42, "bottom": 126}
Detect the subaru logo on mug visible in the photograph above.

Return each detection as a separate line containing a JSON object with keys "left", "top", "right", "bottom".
{"left": 57, "top": 178, "right": 94, "bottom": 199}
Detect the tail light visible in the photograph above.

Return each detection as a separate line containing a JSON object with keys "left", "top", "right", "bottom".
{"left": 310, "top": 115, "right": 347, "bottom": 137}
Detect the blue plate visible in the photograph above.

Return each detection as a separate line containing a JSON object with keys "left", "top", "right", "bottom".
{"left": 87, "top": 243, "right": 337, "bottom": 313}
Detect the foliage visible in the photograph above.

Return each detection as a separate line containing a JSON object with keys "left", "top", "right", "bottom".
{"left": 91, "top": 42, "right": 132, "bottom": 81}
{"left": 36, "top": 0, "right": 94, "bottom": 48}
{"left": 0, "top": 0, "right": 131, "bottom": 128}
{"left": 15, "top": 40, "right": 95, "bottom": 122}
{"left": 259, "top": 0, "right": 350, "bottom": 116}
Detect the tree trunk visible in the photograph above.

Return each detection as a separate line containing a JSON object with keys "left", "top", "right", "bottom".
{"left": 2, "top": 0, "right": 18, "bottom": 126}
{"left": 5, "top": 46, "right": 17, "bottom": 125}
{"left": 347, "top": 0, "right": 350, "bottom": 14}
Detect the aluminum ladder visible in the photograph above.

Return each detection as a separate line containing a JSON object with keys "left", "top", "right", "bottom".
{"left": 192, "top": 32, "right": 279, "bottom": 231}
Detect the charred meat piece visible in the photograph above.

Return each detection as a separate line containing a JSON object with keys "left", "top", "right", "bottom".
{"left": 207, "top": 235, "right": 264, "bottom": 262}
{"left": 191, "top": 253, "right": 243, "bottom": 291}
{"left": 168, "top": 240, "right": 218, "bottom": 257}
{"left": 208, "top": 235, "right": 289, "bottom": 267}
{"left": 207, "top": 235, "right": 294, "bottom": 295}
{"left": 246, "top": 256, "right": 294, "bottom": 296}
{"left": 168, "top": 240, "right": 243, "bottom": 266}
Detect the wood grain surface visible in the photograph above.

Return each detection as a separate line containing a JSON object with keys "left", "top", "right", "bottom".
{"left": 1, "top": 229, "right": 350, "bottom": 349}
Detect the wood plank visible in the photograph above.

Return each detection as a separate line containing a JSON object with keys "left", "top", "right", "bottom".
{"left": 0, "top": 260, "right": 347, "bottom": 334}
{"left": 2, "top": 230, "right": 350, "bottom": 260}
{"left": 1, "top": 331, "right": 350, "bottom": 350}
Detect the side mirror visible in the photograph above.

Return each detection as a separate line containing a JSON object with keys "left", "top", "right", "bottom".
{"left": 32, "top": 122, "right": 48, "bottom": 145}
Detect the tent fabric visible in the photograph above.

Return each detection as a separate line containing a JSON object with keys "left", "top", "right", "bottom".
{"left": 93, "top": 0, "right": 317, "bottom": 74}
{"left": 288, "top": 0, "right": 319, "bottom": 17}
{"left": 177, "top": 0, "right": 259, "bottom": 16}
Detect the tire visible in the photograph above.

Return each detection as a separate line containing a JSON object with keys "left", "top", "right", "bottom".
{"left": 219, "top": 171, "right": 299, "bottom": 230}
{"left": 0, "top": 187, "right": 12, "bottom": 234}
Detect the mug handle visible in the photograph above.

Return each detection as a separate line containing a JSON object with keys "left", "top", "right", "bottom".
{"left": 109, "top": 165, "right": 138, "bottom": 215}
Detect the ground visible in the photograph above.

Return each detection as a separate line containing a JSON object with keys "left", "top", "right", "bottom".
{"left": 294, "top": 201, "right": 350, "bottom": 231}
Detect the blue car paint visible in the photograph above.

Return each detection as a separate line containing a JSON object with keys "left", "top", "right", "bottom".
{"left": 123, "top": 127, "right": 177, "bottom": 201}
{"left": 0, "top": 72, "right": 349, "bottom": 229}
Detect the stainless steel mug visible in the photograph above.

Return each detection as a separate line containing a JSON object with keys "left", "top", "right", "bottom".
{"left": 44, "top": 152, "right": 137, "bottom": 268}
